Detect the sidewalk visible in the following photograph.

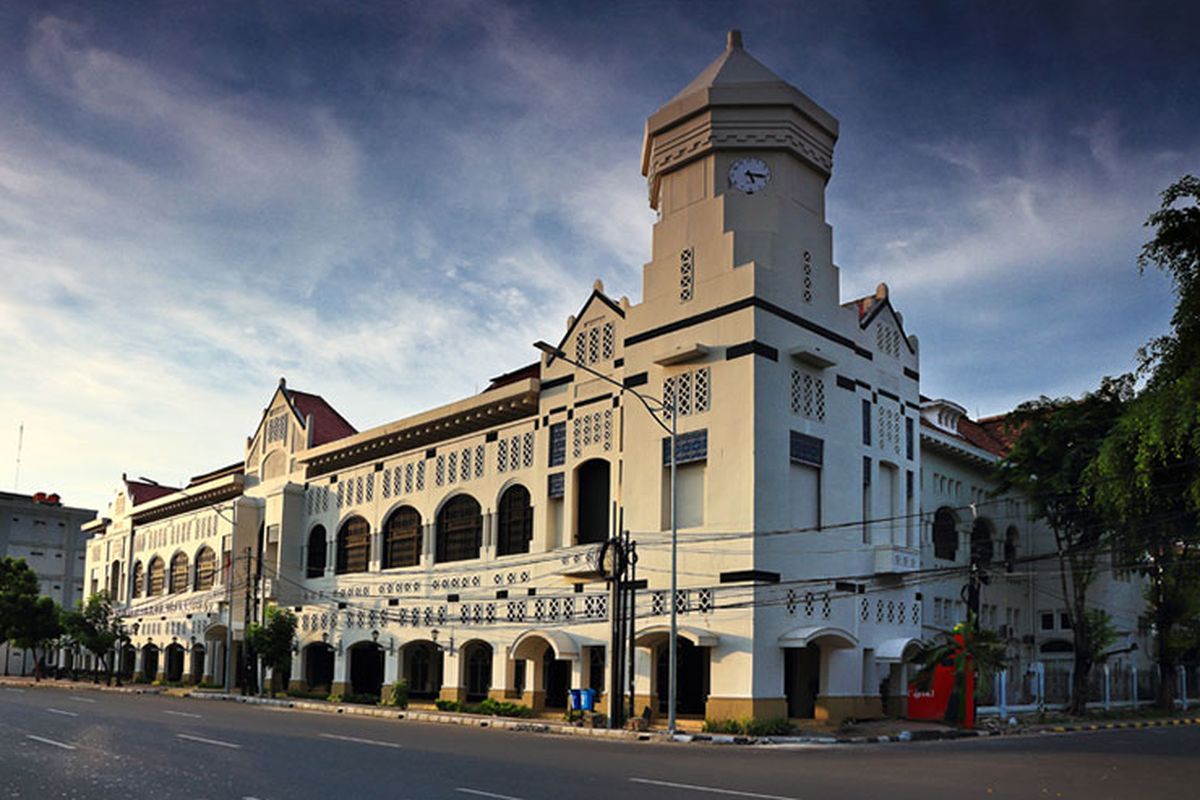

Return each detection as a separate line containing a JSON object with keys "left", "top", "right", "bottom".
{"left": 0, "top": 675, "right": 165, "bottom": 694}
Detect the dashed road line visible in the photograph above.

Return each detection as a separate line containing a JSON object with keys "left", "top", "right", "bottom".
{"left": 177, "top": 733, "right": 242, "bottom": 749}
{"left": 455, "top": 789, "right": 526, "bottom": 800}
{"left": 26, "top": 734, "right": 76, "bottom": 750}
{"left": 3, "top": 688, "right": 25, "bottom": 693}
{"left": 318, "top": 732, "right": 402, "bottom": 748}
{"left": 67, "top": 696, "right": 96, "bottom": 704}
{"left": 163, "top": 710, "right": 202, "bottom": 718}
{"left": 47, "top": 708, "right": 79, "bottom": 717}
{"left": 629, "top": 777, "right": 801, "bottom": 799}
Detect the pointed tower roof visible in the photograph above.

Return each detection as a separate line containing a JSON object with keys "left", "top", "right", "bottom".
{"left": 641, "top": 31, "right": 839, "bottom": 206}
{"left": 664, "top": 30, "right": 794, "bottom": 106}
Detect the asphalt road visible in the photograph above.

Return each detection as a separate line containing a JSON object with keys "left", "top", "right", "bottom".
{"left": 1, "top": 685, "right": 1197, "bottom": 800}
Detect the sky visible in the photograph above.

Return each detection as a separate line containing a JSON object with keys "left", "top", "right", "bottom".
{"left": 1, "top": 0, "right": 1196, "bottom": 513}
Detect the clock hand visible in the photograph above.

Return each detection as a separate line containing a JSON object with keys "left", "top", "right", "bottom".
{"left": 747, "top": 171, "right": 766, "bottom": 180}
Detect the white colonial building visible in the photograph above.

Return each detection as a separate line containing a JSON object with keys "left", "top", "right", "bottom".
{"left": 81, "top": 31, "right": 1151, "bottom": 723}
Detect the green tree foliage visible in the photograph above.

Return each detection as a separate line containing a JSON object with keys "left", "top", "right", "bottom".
{"left": 913, "top": 614, "right": 1007, "bottom": 726}
{"left": 0, "top": 557, "right": 40, "bottom": 648}
{"left": 1091, "top": 175, "right": 1200, "bottom": 709}
{"left": 246, "top": 606, "right": 296, "bottom": 696}
{"left": 995, "top": 378, "right": 1130, "bottom": 713}
{"left": 12, "top": 596, "right": 64, "bottom": 681}
{"left": 62, "top": 592, "right": 127, "bottom": 685}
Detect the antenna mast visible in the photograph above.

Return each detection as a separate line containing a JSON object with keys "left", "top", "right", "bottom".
{"left": 14, "top": 422, "right": 23, "bottom": 491}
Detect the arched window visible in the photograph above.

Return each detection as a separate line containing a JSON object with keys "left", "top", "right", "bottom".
{"left": 971, "top": 518, "right": 994, "bottom": 565}
{"left": 497, "top": 485, "right": 533, "bottom": 556}
{"left": 436, "top": 495, "right": 482, "bottom": 563}
{"left": 194, "top": 547, "right": 216, "bottom": 591}
{"left": 932, "top": 507, "right": 958, "bottom": 561}
{"left": 147, "top": 556, "right": 165, "bottom": 597}
{"left": 169, "top": 552, "right": 189, "bottom": 594}
{"left": 1004, "top": 526, "right": 1019, "bottom": 567}
{"left": 336, "top": 516, "right": 370, "bottom": 574}
{"left": 383, "top": 507, "right": 422, "bottom": 569}
{"left": 131, "top": 561, "right": 144, "bottom": 599}
{"left": 307, "top": 525, "right": 327, "bottom": 578}
{"left": 576, "top": 459, "right": 610, "bottom": 545}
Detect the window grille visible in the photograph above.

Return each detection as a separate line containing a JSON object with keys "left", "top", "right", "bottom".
{"left": 802, "top": 250, "right": 814, "bottom": 303}
{"left": 435, "top": 455, "right": 445, "bottom": 486}
{"left": 786, "top": 589, "right": 797, "bottom": 615}
{"left": 601, "top": 322, "right": 615, "bottom": 360}
{"left": 354, "top": 476, "right": 363, "bottom": 505}
{"left": 497, "top": 439, "right": 508, "bottom": 472}
{"left": 821, "top": 593, "right": 831, "bottom": 618}
{"left": 675, "top": 589, "right": 689, "bottom": 615}
{"left": 805, "top": 591, "right": 814, "bottom": 617}
{"left": 509, "top": 435, "right": 521, "bottom": 471}
{"left": 680, "top": 247, "right": 695, "bottom": 302}
{"left": 588, "top": 327, "right": 600, "bottom": 364}
{"left": 665, "top": 367, "right": 710, "bottom": 418}
{"left": 447, "top": 452, "right": 458, "bottom": 484}
{"left": 460, "top": 448, "right": 470, "bottom": 482}
{"left": 522, "top": 432, "right": 534, "bottom": 468}
{"left": 572, "top": 418, "right": 582, "bottom": 458}
{"left": 677, "top": 371, "right": 692, "bottom": 416}
{"left": 861, "top": 597, "right": 870, "bottom": 621}
{"left": 575, "top": 331, "right": 586, "bottom": 364}
{"left": 603, "top": 409, "right": 613, "bottom": 451}
{"left": 475, "top": 445, "right": 485, "bottom": 478}
{"left": 651, "top": 592, "right": 666, "bottom": 616}
{"left": 336, "top": 481, "right": 344, "bottom": 508}
{"left": 365, "top": 473, "right": 374, "bottom": 502}
{"left": 876, "top": 599, "right": 885, "bottom": 623}
{"left": 695, "top": 367, "right": 710, "bottom": 412}
{"left": 382, "top": 470, "right": 391, "bottom": 500}
{"left": 416, "top": 460, "right": 426, "bottom": 490}
{"left": 266, "top": 413, "right": 288, "bottom": 443}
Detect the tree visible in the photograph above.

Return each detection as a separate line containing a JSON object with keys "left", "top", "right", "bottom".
{"left": 246, "top": 606, "right": 296, "bottom": 697}
{"left": 11, "top": 596, "right": 64, "bottom": 681}
{"left": 994, "top": 377, "right": 1130, "bottom": 714}
{"left": 912, "top": 614, "right": 1007, "bottom": 728}
{"left": 62, "top": 592, "right": 127, "bottom": 685}
{"left": 1091, "top": 175, "right": 1200, "bottom": 709}
{"left": 1, "top": 557, "right": 44, "bottom": 675}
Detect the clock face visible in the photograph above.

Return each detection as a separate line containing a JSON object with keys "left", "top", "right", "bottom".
{"left": 729, "top": 157, "right": 771, "bottom": 194}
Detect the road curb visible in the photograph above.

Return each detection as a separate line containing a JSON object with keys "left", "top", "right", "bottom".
{"left": 1044, "top": 717, "right": 1200, "bottom": 734}
{"left": 0, "top": 678, "right": 165, "bottom": 695}
{"left": 185, "top": 692, "right": 665, "bottom": 742}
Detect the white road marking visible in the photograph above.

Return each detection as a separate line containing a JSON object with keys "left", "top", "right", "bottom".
{"left": 26, "top": 734, "right": 76, "bottom": 750}
{"left": 177, "top": 733, "right": 242, "bottom": 749}
{"left": 318, "top": 732, "right": 402, "bottom": 749}
{"left": 629, "top": 777, "right": 801, "bottom": 799}
{"left": 3, "top": 687, "right": 25, "bottom": 693}
{"left": 67, "top": 696, "right": 96, "bottom": 704}
{"left": 47, "top": 708, "right": 79, "bottom": 717}
{"left": 455, "top": 789, "right": 525, "bottom": 800}
{"left": 163, "top": 709, "right": 202, "bottom": 718}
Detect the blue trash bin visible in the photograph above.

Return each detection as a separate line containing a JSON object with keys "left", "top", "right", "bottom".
{"left": 580, "top": 688, "right": 596, "bottom": 711}
{"left": 569, "top": 689, "right": 583, "bottom": 711}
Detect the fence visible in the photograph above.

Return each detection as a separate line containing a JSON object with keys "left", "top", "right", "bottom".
{"left": 977, "top": 662, "right": 1197, "bottom": 716}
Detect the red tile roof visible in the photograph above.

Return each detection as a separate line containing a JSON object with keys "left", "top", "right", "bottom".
{"left": 485, "top": 362, "right": 540, "bottom": 393}
{"left": 287, "top": 389, "right": 357, "bottom": 447}
{"left": 124, "top": 479, "right": 179, "bottom": 506}
{"left": 919, "top": 414, "right": 1012, "bottom": 458}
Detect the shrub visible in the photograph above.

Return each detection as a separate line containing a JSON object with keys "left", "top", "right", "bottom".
{"left": 338, "top": 692, "right": 382, "bottom": 706}
{"left": 434, "top": 697, "right": 534, "bottom": 718}
{"left": 702, "top": 718, "right": 792, "bottom": 736}
{"left": 285, "top": 688, "right": 329, "bottom": 700}
{"left": 382, "top": 681, "right": 409, "bottom": 709}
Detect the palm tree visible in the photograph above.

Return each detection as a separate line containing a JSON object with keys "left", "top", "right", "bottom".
{"left": 913, "top": 613, "right": 1007, "bottom": 728}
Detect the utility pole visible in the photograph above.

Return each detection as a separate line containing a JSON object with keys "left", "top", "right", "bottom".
{"left": 626, "top": 535, "right": 638, "bottom": 723}
{"left": 242, "top": 546, "right": 253, "bottom": 696}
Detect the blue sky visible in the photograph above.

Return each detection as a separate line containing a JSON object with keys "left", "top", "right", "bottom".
{"left": 1, "top": 1, "right": 1196, "bottom": 512}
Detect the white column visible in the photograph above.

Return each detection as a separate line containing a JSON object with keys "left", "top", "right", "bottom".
{"left": 384, "top": 646, "right": 400, "bottom": 686}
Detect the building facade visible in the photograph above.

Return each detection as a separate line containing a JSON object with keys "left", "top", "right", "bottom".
{"left": 1, "top": 491, "right": 94, "bottom": 675}
{"left": 81, "top": 32, "right": 1150, "bottom": 721}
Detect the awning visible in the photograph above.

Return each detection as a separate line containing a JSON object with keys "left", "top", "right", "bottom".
{"left": 875, "top": 637, "right": 923, "bottom": 663}
{"left": 778, "top": 625, "right": 858, "bottom": 649}
{"left": 509, "top": 629, "right": 581, "bottom": 661}
{"left": 634, "top": 625, "right": 720, "bottom": 648}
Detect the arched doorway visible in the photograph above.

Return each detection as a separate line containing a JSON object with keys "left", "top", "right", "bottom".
{"left": 655, "top": 639, "right": 709, "bottom": 716}
{"left": 142, "top": 644, "right": 160, "bottom": 681}
{"left": 784, "top": 644, "right": 821, "bottom": 718}
{"left": 403, "top": 641, "right": 443, "bottom": 699}
{"left": 971, "top": 518, "right": 995, "bottom": 566}
{"left": 119, "top": 645, "right": 137, "bottom": 679}
{"left": 165, "top": 643, "right": 185, "bottom": 682}
{"left": 303, "top": 643, "right": 335, "bottom": 693}
{"left": 575, "top": 459, "right": 610, "bottom": 545}
{"left": 190, "top": 644, "right": 206, "bottom": 684}
{"left": 932, "top": 507, "right": 958, "bottom": 561}
{"left": 461, "top": 641, "right": 493, "bottom": 702}
{"left": 348, "top": 642, "right": 384, "bottom": 699}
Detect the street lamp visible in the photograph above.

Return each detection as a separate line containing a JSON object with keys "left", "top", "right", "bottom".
{"left": 532, "top": 340, "right": 680, "bottom": 735}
